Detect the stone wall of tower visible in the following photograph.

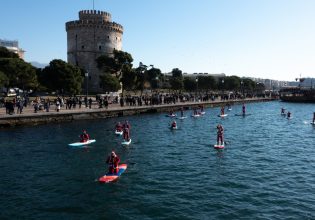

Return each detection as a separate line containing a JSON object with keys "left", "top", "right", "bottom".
{"left": 66, "top": 10, "right": 123, "bottom": 93}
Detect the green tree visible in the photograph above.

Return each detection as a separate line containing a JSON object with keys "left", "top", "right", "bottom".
{"left": 121, "top": 67, "right": 137, "bottom": 92}
{"left": 96, "top": 49, "right": 133, "bottom": 77}
{"left": 41, "top": 59, "right": 83, "bottom": 95}
{"left": 146, "top": 67, "right": 162, "bottom": 89}
{"left": 198, "top": 75, "right": 216, "bottom": 92}
{"left": 224, "top": 76, "right": 241, "bottom": 91}
{"left": 99, "top": 74, "right": 121, "bottom": 92}
{"left": 0, "top": 46, "right": 19, "bottom": 58}
{"left": 183, "top": 77, "right": 197, "bottom": 92}
{"left": 0, "top": 58, "right": 38, "bottom": 90}
{"left": 170, "top": 68, "right": 183, "bottom": 91}
{"left": 0, "top": 71, "right": 9, "bottom": 88}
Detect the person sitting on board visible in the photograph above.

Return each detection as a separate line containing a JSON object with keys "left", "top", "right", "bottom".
{"left": 116, "top": 122, "right": 123, "bottom": 132}
{"left": 123, "top": 126, "right": 130, "bottom": 141}
{"left": 106, "top": 151, "right": 120, "bottom": 174}
{"left": 216, "top": 124, "right": 224, "bottom": 145}
{"left": 171, "top": 120, "right": 177, "bottom": 128}
{"left": 287, "top": 111, "right": 291, "bottom": 119}
{"left": 80, "top": 130, "right": 90, "bottom": 142}
{"left": 220, "top": 106, "right": 225, "bottom": 115}
{"left": 242, "top": 104, "right": 246, "bottom": 116}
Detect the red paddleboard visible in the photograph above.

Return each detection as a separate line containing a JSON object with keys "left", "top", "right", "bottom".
{"left": 214, "top": 144, "right": 225, "bottom": 149}
{"left": 98, "top": 164, "right": 127, "bottom": 183}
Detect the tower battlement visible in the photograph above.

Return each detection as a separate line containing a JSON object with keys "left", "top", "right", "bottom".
{"left": 79, "top": 10, "right": 111, "bottom": 22}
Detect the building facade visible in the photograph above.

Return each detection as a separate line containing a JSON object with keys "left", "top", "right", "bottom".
{"left": 66, "top": 10, "right": 123, "bottom": 93}
{"left": 0, "top": 39, "right": 25, "bottom": 59}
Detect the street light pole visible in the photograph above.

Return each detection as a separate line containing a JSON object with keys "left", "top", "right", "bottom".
{"left": 85, "top": 72, "right": 89, "bottom": 98}
{"left": 195, "top": 77, "right": 198, "bottom": 102}
{"left": 241, "top": 80, "right": 244, "bottom": 98}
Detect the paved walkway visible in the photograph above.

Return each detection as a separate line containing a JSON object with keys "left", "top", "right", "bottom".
{"left": 0, "top": 97, "right": 273, "bottom": 119}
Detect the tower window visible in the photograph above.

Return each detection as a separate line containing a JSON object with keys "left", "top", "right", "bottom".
{"left": 107, "top": 36, "right": 109, "bottom": 39}
{"left": 81, "top": 45, "right": 85, "bottom": 49}
{"left": 99, "top": 46, "right": 102, "bottom": 50}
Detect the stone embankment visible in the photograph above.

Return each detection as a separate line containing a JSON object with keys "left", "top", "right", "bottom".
{"left": 0, "top": 98, "right": 275, "bottom": 128}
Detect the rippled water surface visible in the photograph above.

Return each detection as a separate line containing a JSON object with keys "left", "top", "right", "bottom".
{"left": 1, "top": 101, "right": 315, "bottom": 219}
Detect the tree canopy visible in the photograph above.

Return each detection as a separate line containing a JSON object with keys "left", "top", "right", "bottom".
{"left": 41, "top": 59, "right": 83, "bottom": 95}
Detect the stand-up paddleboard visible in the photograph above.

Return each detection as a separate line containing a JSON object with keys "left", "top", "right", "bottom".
{"left": 98, "top": 164, "right": 127, "bottom": 183}
{"left": 191, "top": 114, "right": 201, "bottom": 118}
{"left": 310, "top": 122, "right": 315, "bottom": 125}
{"left": 170, "top": 126, "right": 178, "bottom": 130}
{"left": 177, "top": 116, "right": 187, "bottom": 120}
{"left": 165, "top": 114, "right": 176, "bottom": 117}
{"left": 68, "top": 139, "right": 96, "bottom": 147}
{"left": 214, "top": 144, "right": 225, "bottom": 149}
{"left": 235, "top": 113, "right": 251, "bottom": 116}
{"left": 115, "top": 130, "right": 123, "bottom": 135}
{"left": 121, "top": 139, "right": 132, "bottom": 146}
{"left": 218, "top": 114, "right": 228, "bottom": 117}
{"left": 228, "top": 108, "right": 232, "bottom": 111}
{"left": 200, "top": 111, "right": 206, "bottom": 115}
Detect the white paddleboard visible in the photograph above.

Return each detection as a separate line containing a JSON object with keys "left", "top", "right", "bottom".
{"left": 68, "top": 139, "right": 96, "bottom": 147}
{"left": 122, "top": 139, "right": 132, "bottom": 146}
{"left": 310, "top": 122, "right": 315, "bottom": 125}
{"left": 191, "top": 114, "right": 201, "bottom": 118}
{"left": 166, "top": 114, "right": 176, "bottom": 117}
{"left": 218, "top": 114, "right": 228, "bottom": 117}
{"left": 177, "top": 116, "right": 187, "bottom": 120}
{"left": 200, "top": 111, "right": 206, "bottom": 115}
{"left": 170, "top": 126, "right": 178, "bottom": 130}
{"left": 228, "top": 108, "right": 232, "bottom": 111}
{"left": 115, "top": 130, "right": 123, "bottom": 135}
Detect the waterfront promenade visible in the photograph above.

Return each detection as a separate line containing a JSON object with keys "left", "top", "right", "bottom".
{"left": 0, "top": 97, "right": 274, "bottom": 127}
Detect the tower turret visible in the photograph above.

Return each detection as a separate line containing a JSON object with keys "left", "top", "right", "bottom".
{"left": 66, "top": 10, "right": 123, "bottom": 93}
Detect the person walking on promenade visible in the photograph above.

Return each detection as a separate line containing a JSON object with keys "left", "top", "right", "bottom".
{"left": 56, "top": 100, "right": 60, "bottom": 112}
{"left": 88, "top": 98, "right": 92, "bottom": 109}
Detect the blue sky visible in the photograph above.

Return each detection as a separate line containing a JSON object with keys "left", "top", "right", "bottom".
{"left": 1, "top": 0, "right": 315, "bottom": 81}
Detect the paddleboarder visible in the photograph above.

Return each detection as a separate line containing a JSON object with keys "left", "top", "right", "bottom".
{"left": 242, "top": 104, "right": 246, "bottom": 116}
{"left": 313, "top": 112, "right": 315, "bottom": 123}
{"left": 80, "top": 130, "right": 90, "bottom": 142}
{"left": 106, "top": 151, "right": 120, "bottom": 174}
{"left": 180, "top": 107, "right": 184, "bottom": 117}
{"left": 281, "top": 107, "right": 285, "bottom": 115}
{"left": 220, "top": 106, "right": 225, "bottom": 116}
{"left": 115, "top": 122, "right": 123, "bottom": 132}
{"left": 171, "top": 120, "right": 177, "bottom": 129}
{"left": 123, "top": 126, "right": 130, "bottom": 141}
{"left": 287, "top": 111, "right": 291, "bottom": 119}
{"left": 216, "top": 124, "right": 224, "bottom": 145}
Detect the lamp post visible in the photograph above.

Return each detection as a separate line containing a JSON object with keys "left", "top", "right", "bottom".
{"left": 195, "top": 77, "right": 198, "bottom": 102}
{"left": 241, "top": 80, "right": 244, "bottom": 98}
{"left": 85, "top": 72, "right": 89, "bottom": 98}
{"left": 221, "top": 79, "right": 224, "bottom": 100}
